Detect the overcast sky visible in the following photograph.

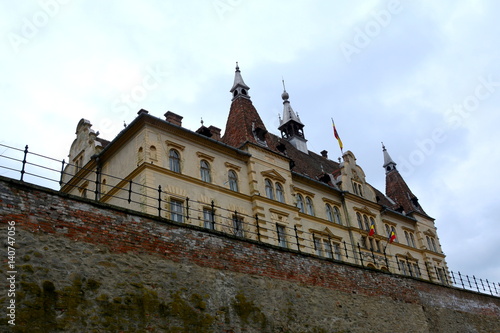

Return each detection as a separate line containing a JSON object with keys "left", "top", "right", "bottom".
{"left": 1, "top": 1, "right": 499, "bottom": 284}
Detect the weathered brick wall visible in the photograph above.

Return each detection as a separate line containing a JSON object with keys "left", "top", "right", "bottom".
{"left": 1, "top": 176, "right": 499, "bottom": 332}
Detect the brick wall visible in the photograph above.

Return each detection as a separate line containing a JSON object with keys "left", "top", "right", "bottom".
{"left": 1, "top": 176, "right": 499, "bottom": 332}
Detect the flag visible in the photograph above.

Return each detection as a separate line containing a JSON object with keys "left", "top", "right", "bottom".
{"left": 369, "top": 222, "right": 375, "bottom": 236}
{"left": 332, "top": 119, "right": 343, "bottom": 152}
{"left": 388, "top": 230, "right": 396, "bottom": 243}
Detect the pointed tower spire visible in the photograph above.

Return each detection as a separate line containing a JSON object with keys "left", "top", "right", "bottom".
{"left": 382, "top": 142, "right": 397, "bottom": 173}
{"left": 278, "top": 80, "right": 308, "bottom": 153}
{"left": 383, "top": 143, "right": 426, "bottom": 215}
{"left": 230, "top": 62, "right": 251, "bottom": 101}
{"left": 222, "top": 63, "right": 268, "bottom": 148}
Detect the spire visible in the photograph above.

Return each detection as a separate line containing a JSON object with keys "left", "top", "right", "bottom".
{"left": 383, "top": 143, "right": 426, "bottom": 215}
{"left": 278, "top": 80, "right": 308, "bottom": 153}
{"left": 279, "top": 80, "right": 303, "bottom": 126}
{"left": 230, "top": 62, "right": 251, "bottom": 101}
{"left": 382, "top": 142, "right": 397, "bottom": 173}
{"left": 222, "top": 64, "right": 268, "bottom": 148}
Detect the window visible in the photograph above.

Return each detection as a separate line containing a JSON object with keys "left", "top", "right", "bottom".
{"left": 426, "top": 236, "right": 437, "bottom": 252}
{"left": 170, "top": 199, "right": 184, "bottom": 223}
{"left": 363, "top": 215, "right": 369, "bottom": 231}
{"left": 232, "top": 214, "right": 244, "bottom": 237}
{"left": 435, "top": 266, "right": 447, "bottom": 283}
{"left": 265, "top": 179, "right": 274, "bottom": 199}
{"left": 275, "top": 183, "right": 285, "bottom": 203}
{"left": 305, "top": 197, "right": 314, "bottom": 216}
{"left": 352, "top": 180, "right": 363, "bottom": 196}
{"left": 385, "top": 224, "right": 397, "bottom": 243}
{"left": 228, "top": 170, "right": 238, "bottom": 192}
{"left": 405, "top": 231, "right": 416, "bottom": 247}
{"left": 276, "top": 224, "right": 287, "bottom": 248}
{"left": 169, "top": 149, "right": 180, "bottom": 173}
{"left": 333, "top": 206, "right": 342, "bottom": 225}
{"left": 200, "top": 160, "right": 211, "bottom": 182}
{"left": 326, "top": 204, "right": 334, "bottom": 222}
{"left": 314, "top": 236, "right": 322, "bottom": 256}
{"left": 296, "top": 194, "right": 305, "bottom": 213}
{"left": 333, "top": 242, "right": 342, "bottom": 260}
{"left": 203, "top": 208, "right": 214, "bottom": 229}
{"left": 413, "top": 263, "right": 421, "bottom": 278}
{"left": 357, "top": 212, "right": 363, "bottom": 229}
{"left": 323, "top": 240, "right": 333, "bottom": 259}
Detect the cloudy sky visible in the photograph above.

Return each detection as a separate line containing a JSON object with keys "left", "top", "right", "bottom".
{"left": 1, "top": 1, "right": 499, "bottom": 284}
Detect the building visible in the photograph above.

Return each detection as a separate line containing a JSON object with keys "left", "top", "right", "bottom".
{"left": 61, "top": 64, "right": 448, "bottom": 282}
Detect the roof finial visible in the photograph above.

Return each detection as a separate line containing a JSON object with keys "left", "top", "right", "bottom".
{"left": 382, "top": 142, "right": 386, "bottom": 150}
{"left": 281, "top": 78, "right": 290, "bottom": 101}
{"left": 201, "top": 117, "right": 204, "bottom": 126}
{"left": 235, "top": 61, "right": 239, "bottom": 71}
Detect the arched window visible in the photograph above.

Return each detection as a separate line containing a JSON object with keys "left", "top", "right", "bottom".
{"left": 265, "top": 179, "right": 274, "bottom": 200}
{"left": 325, "top": 204, "right": 334, "bottom": 222}
{"left": 296, "top": 194, "right": 305, "bottom": 213}
{"left": 357, "top": 213, "right": 363, "bottom": 229}
{"left": 228, "top": 170, "right": 238, "bottom": 192}
{"left": 169, "top": 149, "right": 180, "bottom": 173}
{"left": 200, "top": 160, "right": 211, "bottom": 182}
{"left": 405, "top": 231, "right": 410, "bottom": 245}
{"left": 363, "top": 215, "right": 370, "bottom": 231}
{"left": 333, "top": 206, "right": 342, "bottom": 225}
{"left": 306, "top": 197, "right": 315, "bottom": 216}
{"left": 410, "top": 233, "right": 416, "bottom": 247}
{"left": 275, "top": 183, "right": 285, "bottom": 203}
{"left": 369, "top": 217, "right": 376, "bottom": 234}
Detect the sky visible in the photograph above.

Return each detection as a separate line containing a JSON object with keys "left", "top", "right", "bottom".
{"left": 1, "top": 1, "right": 499, "bottom": 284}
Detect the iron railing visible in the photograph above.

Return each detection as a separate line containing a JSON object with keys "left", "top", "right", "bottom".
{"left": 0, "top": 143, "right": 498, "bottom": 297}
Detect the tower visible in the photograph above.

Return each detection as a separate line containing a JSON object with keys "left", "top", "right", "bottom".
{"left": 222, "top": 63, "right": 268, "bottom": 148}
{"left": 278, "top": 83, "right": 308, "bottom": 154}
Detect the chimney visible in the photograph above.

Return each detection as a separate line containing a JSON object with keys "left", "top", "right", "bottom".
{"left": 209, "top": 126, "right": 221, "bottom": 140}
{"left": 164, "top": 111, "right": 183, "bottom": 126}
{"left": 321, "top": 150, "right": 328, "bottom": 158}
{"left": 137, "top": 109, "right": 149, "bottom": 116}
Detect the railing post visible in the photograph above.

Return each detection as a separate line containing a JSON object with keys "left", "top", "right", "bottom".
{"left": 59, "top": 159, "right": 66, "bottom": 186}
{"left": 157, "top": 185, "right": 162, "bottom": 217}
{"left": 328, "top": 235, "right": 334, "bottom": 258}
{"left": 128, "top": 180, "right": 133, "bottom": 203}
{"left": 255, "top": 214, "right": 261, "bottom": 242}
{"left": 20, "top": 145, "right": 28, "bottom": 181}
{"left": 185, "top": 197, "right": 190, "bottom": 220}
{"left": 343, "top": 241, "right": 349, "bottom": 259}
{"left": 211, "top": 200, "right": 215, "bottom": 229}
{"left": 458, "top": 271, "right": 465, "bottom": 289}
{"left": 466, "top": 274, "right": 472, "bottom": 288}
{"left": 357, "top": 243, "right": 364, "bottom": 267}
{"left": 94, "top": 167, "right": 101, "bottom": 201}
{"left": 451, "top": 271, "right": 456, "bottom": 285}
{"left": 473, "top": 276, "right": 479, "bottom": 292}
{"left": 383, "top": 249, "right": 389, "bottom": 269}
{"left": 294, "top": 225, "right": 301, "bottom": 252}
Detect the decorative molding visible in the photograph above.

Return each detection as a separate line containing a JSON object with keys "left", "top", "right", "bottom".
{"left": 196, "top": 151, "right": 215, "bottom": 162}
{"left": 261, "top": 169, "right": 286, "bottom": 183}
{"left": 224, "top": 162, "right": 241, "bottom": 172}
{"left": 292, "top": 185, "right": 315, "bottom": 198}
{"left": 166, "top": 140, "right": 186, "bottom": 151}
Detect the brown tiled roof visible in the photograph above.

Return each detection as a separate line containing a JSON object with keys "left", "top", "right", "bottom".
{"left": 385, "top": 169, "right": 426, "bottom": 215}
{"left": 221, "top": 97, "right": 268, "bottom": 148}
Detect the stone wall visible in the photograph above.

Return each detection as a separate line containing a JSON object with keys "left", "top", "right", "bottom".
{"left": 0, "top": 176, "right": 499, "bottom": 332}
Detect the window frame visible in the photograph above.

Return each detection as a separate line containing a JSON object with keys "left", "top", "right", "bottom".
{"left": 265, "top": 178, "right": 274, "bottom": 200}
{"left": 228, "top": 170, "right": 238, "bottom": 192}
{"left": 275, "top": 182, "right": 285, "bottom": 203}
{"left": 169, "top": 149, "right": 181, "bottom": 173}
{"left": 170, "top": 199, "right": 184, "bottom": 223}
{"left": 200, "top": 159, "right": 211, "bottom": 182}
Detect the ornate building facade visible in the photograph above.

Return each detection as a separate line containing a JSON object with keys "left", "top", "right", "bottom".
{"left": 61, "top": 65, "right": 448, "bottom": 282}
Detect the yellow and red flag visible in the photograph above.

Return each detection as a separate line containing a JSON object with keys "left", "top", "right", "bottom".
{"left": 332, "top": 119, "right": 343, "bottom": 153}
{"left": 369, "top": 222, "right": 375, "bottom": 236}
{"left": 389, "top": 230, "right": 396, "bottom": 243}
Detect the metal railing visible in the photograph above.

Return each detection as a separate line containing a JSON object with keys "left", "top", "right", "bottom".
{"left": 0, "top": 143, "right": 498, "bottom": 297}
